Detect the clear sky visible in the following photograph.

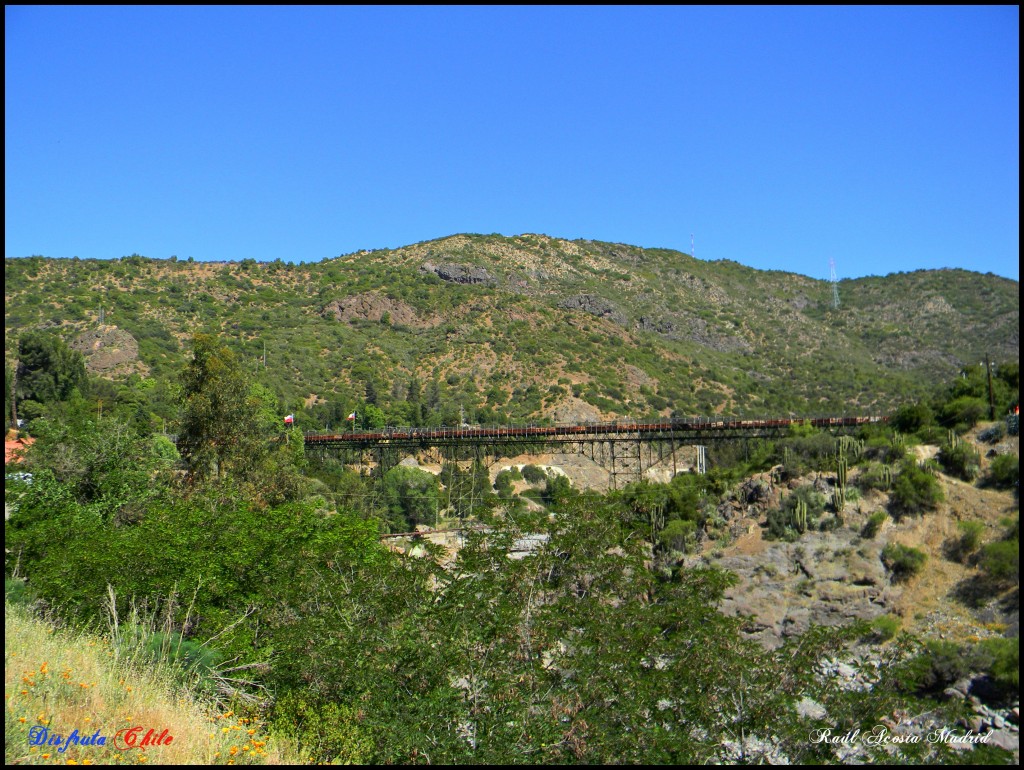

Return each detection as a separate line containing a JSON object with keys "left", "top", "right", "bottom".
{"left": 5, "top": 6, "right": 1019, "bottom": 281}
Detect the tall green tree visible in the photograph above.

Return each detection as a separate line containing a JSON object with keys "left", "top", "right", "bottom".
{"left": 13, "top": 331, "right": 88, "bottom": 422}
{"left": 381, "top": 464, "right": 440, "bottom": 531}
{"left": 177, "top": 334, "right": 267, "bottom": 485}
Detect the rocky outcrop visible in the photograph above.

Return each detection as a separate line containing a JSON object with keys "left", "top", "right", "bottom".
{"left": 684, "top": 315, "right": 753, "bottom": 353}
{"left": 321, "top": 292, "right": 439, "bottom": 328}
{"left": 637, "top": 312, "right": 752, "bottom": 353}
{"left": 70, "top": 326, "right": 143, "bottom": 376}
{"left": 422, "top": 262, "right": 496, "bottom": 286}
{"left": 690, "top": 529, "right": 893, "bottom": 649}
{"left": 558, "top": 294, "right": 627, "bottom": 326}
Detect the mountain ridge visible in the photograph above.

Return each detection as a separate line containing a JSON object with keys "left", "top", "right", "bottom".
{"left": 4, "top": 234, "right": 1018, "bottom": 427}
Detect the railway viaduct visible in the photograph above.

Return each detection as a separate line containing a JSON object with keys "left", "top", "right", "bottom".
{"left": 303, "top": 415, "right": 885, "bottom": 488}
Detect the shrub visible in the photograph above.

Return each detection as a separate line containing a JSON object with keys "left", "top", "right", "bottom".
{"left": 978, "top": 637, "right": 1019, "bottom": 697}
{"left": 896, "top": 640, "right": 980, "bottom": 695}
{"left": 658, "top": 519, "right": 697, "bottom": 553}
{"left": 938, "top": 396, "right": 988, "bottom": 431}
{"left": 5, "top": 577, "right": 36, "bottom": 607}
{"left": 896, "top": 638, "right": 1019, "bottom": 704}
{"left": 494, "top": 469, "right": 517, "bottom": 499}
{"left": 521, "top": 464, "right": 548, "bottom": 484}
{"left": 914, "top": 425, "right": 949, "bottom": 446}
{"left": 952, "top": 520, "right": 985, "bottom": 562}
{"left": 869, "top": 614, "right": 901, "bottom": 642}
{"left": 891, "top": 403, "right": 934, "bottom": 434}
{"left": 986, "top": 454, "right": 1018, "bottom": 489}
{"left": 889, "top": 461, "right": 943, "bottom": 518}
{"left": 857, "top": 462, "right": 893, "bottom": 493}
{"left": 861, "top": 511, "right": 888, "bottom": 538}
{"left": 270, "top": 691, "right": 372, "bottom": 764}
{"left": 882, "top": 543, "right": 928, "bottom": 581}
{"left": 766, "top": 485, "right": 827, "bottom": 541}
{"left": 978, "top": 539, "right": 1019, "bottom": 584}
{"left": 938, "top": 442, "right": 981, "bottom": 481}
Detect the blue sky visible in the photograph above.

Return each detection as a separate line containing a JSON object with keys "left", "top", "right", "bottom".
{"left": 5, "top": 6, "right": 1019, "bottom": 280}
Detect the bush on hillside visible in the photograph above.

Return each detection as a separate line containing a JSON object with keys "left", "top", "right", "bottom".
{"left": 986, "top": 454, "right": 1018, "bottom": 490}
{"left": 888, "top": 461, "right": 943, "bottom": 518}
{"left": 937, "top": 442, "right": 981, "bottom": 482}
{"left": 979, "top": 539, "right": 1019, "bottom": 584}
{"left": 861, "top": 511, "right": 888, "bottom": 539}
{"left": 521, "top": 464, "right": 548, "bottom": 484}
{"left": 881, "top": 542, "right": 927, "bottom": 582}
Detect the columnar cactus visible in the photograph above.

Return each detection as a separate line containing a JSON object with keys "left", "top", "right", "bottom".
{"left": 791, "top": 498, "right": 808, "bottom": 533}
{"left": 836, "top": 457, "right": 848, "bottom": 489}
{"left": 832, "top": 486, "right": 846, "bottom": 514}
{"left": 881, "top": 463, "right": 893, "bottom": 489}
{"left": 836, "top": 435, "right": 863, "bottom": 460}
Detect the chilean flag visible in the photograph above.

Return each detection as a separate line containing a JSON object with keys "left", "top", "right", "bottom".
{"left": 347, "top": 412, "right": 357, "bottom": 421}
{"left": 284, "top": 414, "right": 294, "bottom": 425}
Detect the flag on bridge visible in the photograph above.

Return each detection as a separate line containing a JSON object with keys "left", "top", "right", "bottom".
{"left": 284, "top": 414, "right": 294, "bottom": 425}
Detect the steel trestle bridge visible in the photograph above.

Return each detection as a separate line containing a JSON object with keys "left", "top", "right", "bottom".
{"left": 304, "top": 415, "right": 886, "bottom": 487}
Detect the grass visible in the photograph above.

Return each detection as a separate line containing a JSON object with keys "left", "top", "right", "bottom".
{"left": 4, "top": 597, "right": 301, "bottom": 765}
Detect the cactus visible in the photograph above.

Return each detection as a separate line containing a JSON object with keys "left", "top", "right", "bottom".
{"left": 836, "top": 456, "right": 848, "bottom": 489}
{"left": 836, "top": 435, "right": 863, "bottom": 460}
{"left": 881, "top": 463, "right": 893, "bottom": 490}
{"left": 791, "top": 498, "right": 808, "bottom": 533}
{"left": 947, "top": 429, "right": 959, "bottom": 449}
{"left": 891, "top": 431, "right": 905, "bottom": 452}
{"left": 832, "top": 486, "right": 846, "bottom": 514}
{"left": 783, "top": 446, "right": 793, "bottom": 468}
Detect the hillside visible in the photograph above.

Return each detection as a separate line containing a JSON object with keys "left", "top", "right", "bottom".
{"left": 690, "top": 424, "right": 1019, "bottom": 648}
{"left": 4, "top": 234, "right": 1018, "bottom": 427}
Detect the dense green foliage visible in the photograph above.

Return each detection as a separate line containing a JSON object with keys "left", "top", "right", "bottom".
{"left": 11, "top": 330, "right": 88, "bottom": 422}
{"left": 888, "top": 460, "right": 944, "bottom": 518}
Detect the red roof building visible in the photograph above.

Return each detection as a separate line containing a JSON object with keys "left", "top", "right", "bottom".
{"left": 5, "top": 435, "right": 34, "bottom": 464}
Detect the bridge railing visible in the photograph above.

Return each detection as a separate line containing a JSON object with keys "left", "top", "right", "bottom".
{"left": 302, "top": 415, "right": 887, "bottom": 444}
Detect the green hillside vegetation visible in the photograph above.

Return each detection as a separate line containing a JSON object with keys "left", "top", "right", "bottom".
{"left": 5, "top": 331, "right": 1019, "bottom": 762}
{"left": 4, "top": 236, "right": 1019, "bottom": 763}
{"left": 5, "top": 234, "right": 1018, "bottom": 432}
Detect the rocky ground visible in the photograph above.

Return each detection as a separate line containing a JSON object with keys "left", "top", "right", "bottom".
{"left": 683, "top": 424, "right": 1019, "bottom": 760}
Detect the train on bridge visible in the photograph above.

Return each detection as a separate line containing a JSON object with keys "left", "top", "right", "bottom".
{"left": 302, "top": 415, "right": 887, "bottom": 447}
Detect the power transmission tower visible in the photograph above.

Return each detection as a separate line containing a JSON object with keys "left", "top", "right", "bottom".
{"left": 830, "top": 258, "right": 840, "bottom": 309}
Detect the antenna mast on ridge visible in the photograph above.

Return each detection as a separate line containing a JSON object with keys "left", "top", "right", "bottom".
{"left": 830, "top": 257, "right": 840, "bottom": 309}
